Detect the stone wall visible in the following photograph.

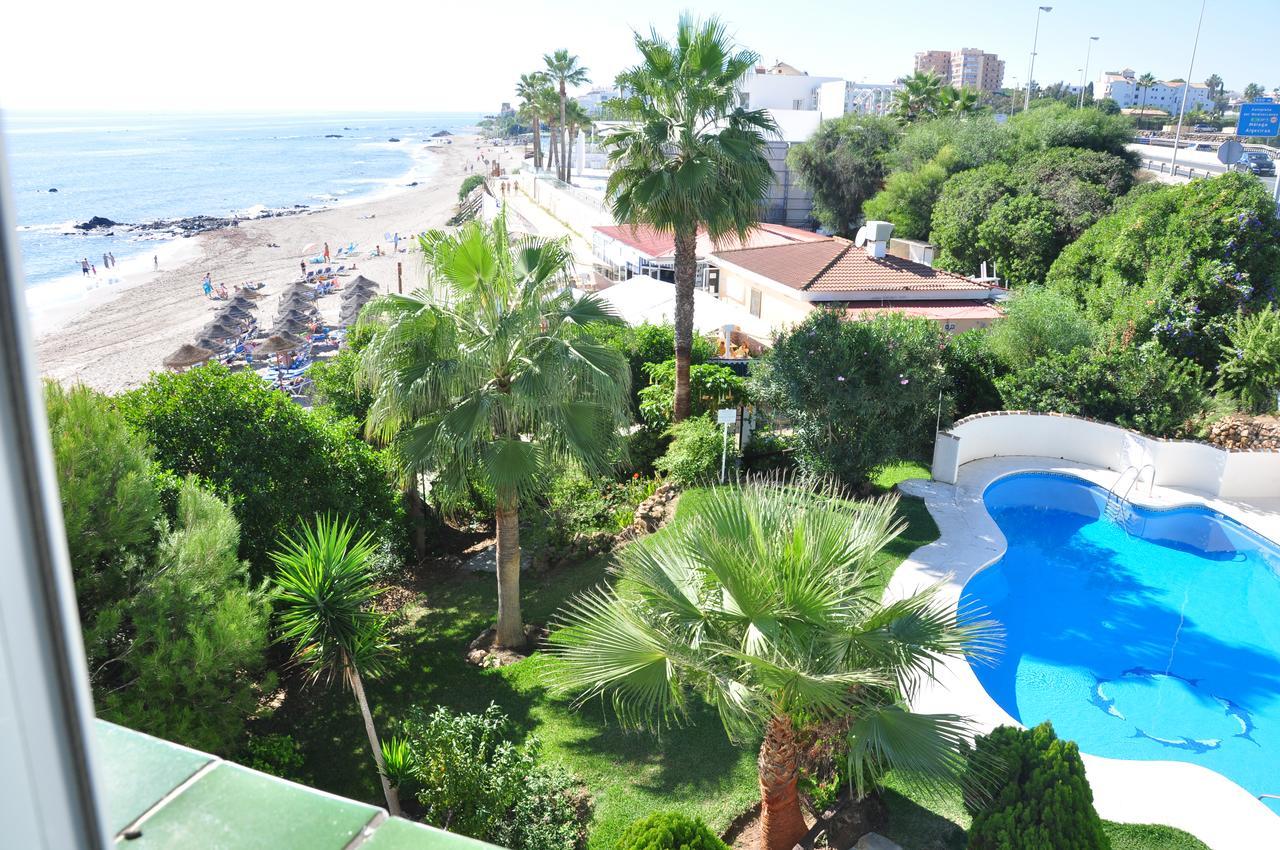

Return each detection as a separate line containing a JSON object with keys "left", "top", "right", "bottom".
{"left": 1206, "top": 415, "right": 1280, "bottom": 451}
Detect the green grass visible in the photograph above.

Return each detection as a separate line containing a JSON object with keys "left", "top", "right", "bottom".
{"left": 271, "top": 468, "right": 1202, "bottom": 850}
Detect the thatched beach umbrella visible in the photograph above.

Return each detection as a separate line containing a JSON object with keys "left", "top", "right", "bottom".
{"left": 233, "top": 287, "right": 265, "bottom": 300}
{"left": 163, "top": 343, "right": 215, "bottom": 370}
{"left": 216, "top": 305, "right": 254, "bottom": 323}
{"left": 227, "top": 293, "right": 260, "bottom": 309}
{"left": 274, "top": 317, "right": 316, "bottom": 336}
{"left": 202, "top": 320, "right": 242, "bottom": 340}
{"left": 194, "top": 336, "right": 228, "bottom": 352}
{"left": 256, "top": 333, "right": 304, "bottom": 355}
{"left": 341, "top": 275, "right": 380, "bottom": 298}
{"left": 277, "top": 292, "right": 318, "bottom": 311}
{"left": 281, "top": 282, "right": 315, "bottom": 299}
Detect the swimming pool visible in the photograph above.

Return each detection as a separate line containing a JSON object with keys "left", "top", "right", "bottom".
{"left": 961, "top": 472, "right": 1280, "bottom": 815}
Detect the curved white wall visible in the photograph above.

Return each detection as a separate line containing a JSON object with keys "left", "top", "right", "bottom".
{"left": 932, "top": 413, "right": 1280, "bottom": 499}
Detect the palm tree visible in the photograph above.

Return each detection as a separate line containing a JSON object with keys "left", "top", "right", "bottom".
{"left": 891, "top": 71, "right": 945, "bottom": 124}
{"left": 550, "top": 480, "right": 999, "bottom": 850}
{"left": 939, "top": 85, "right": 980, "bottom": 116}
{"left": 516, "top": 72, "right": 551, "bottom": 170}
{"left": 543, "top": 49, "right": 590, "bottom": 182}
{"left": 358, "top": 209, "right": 630, "bottom": 649}
{"left": 535, "top": 85, "right": 563, "bottom": 177}
{"left": 1244, "top": 82, "right": 1264, "bottom": 102}
{"left": 271, "top": 515, "right": 400, "bottom": 815}
{"left": 1204, "top": 73, "right": 1223, "bottom": 99}
{"left": 1136, "top": 72, "right": 1157, "bottom": 128}
{"left": 605, "top": 15, "right": 776, "bottom": 423}
{"left": 564, "top": 100, "right": 592, "bottom": 178}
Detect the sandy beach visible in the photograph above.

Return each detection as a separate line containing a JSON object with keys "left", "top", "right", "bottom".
{"left": 31, "top": 135, "right": 522, "bottom": 394}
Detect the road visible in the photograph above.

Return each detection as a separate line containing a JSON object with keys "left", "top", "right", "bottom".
{"left": 1128, "top": 142, "right": 1279, "bottom": 194}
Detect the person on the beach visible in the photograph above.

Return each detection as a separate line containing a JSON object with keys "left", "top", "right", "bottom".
{"left": 103, "top": 253, "right": 110, "bottom": 270}
{"left": 109, "top": 252, "right": 116, "bottom": 267}
{"left": 299, "top": 260, "right": 306, "bottom": 278}
{"left": 393, "top": 232, "right": 400, "bottom": 254}
{"left": 81, "top": 258, "right": 90, "bottom": 276}
{"left": 153, "top": 255, "right": 158, "bottom": 271}
{"left": 91, "top": 264, "right": 97, "bottom": 276}
{"left": 323, "top": 242, "right": 330, "bottom": 263}
{"left": 202, "top": 279, "right": 213, "bottom": 298}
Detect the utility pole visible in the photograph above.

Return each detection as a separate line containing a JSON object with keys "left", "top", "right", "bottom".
{"left": 1169, "top": 0, "right": 1207, "bottom": 177}
{"left": 397, "top": 261, "right": 403, "bottom": 294}
{"left": 1024, "top": 5, "right": 1053, "bottom": 112}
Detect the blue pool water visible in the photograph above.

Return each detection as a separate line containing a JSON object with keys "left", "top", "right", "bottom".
{"left": 961, "top": 472, "right": 1280, "bottom": 814}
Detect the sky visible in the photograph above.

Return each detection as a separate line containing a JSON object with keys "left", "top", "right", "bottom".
{"left": 1, "top": 0, "right": 1275, "bottom": 114}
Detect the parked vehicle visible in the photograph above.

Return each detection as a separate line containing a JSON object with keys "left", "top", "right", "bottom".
{"left": 1233, "top": 151, "right": 1277, "bottom": 177}
{"left": 1194, "top": 142, "right": 1215, "bottom": 151}
{"left": 1192, "top": 123, "right": 1218, "bottom": 132}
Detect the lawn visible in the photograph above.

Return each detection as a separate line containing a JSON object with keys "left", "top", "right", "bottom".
{"left": 268, "top": 460, "right": 1205, "bottom": 850}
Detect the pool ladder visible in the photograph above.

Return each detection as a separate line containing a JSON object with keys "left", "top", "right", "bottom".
{"left": 1104, "top": 464, "right": 1155, "bottom": 532}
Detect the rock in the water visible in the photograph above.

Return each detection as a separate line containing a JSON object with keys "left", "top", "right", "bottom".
{"left": 432, "top": 129, "right": 453, "bottom": 137}
{"left": 388, "top": 137, "right": 401, "bottom": 142}
{"left": 75, "top": 216, "right": 118, "bottom": 230}
{"left": 325, "top": 134, "right": 342, "bottom": 138}
{"left": 48, "top": 187, "right": 58, "bottom": 193}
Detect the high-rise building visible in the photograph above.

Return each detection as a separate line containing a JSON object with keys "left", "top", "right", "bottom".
{"left": 914, "top": 48, "right": 1005, "bottom": 92}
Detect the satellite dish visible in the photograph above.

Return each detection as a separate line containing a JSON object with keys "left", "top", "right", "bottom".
{"left": 854, "top": 226, "right": 868, "bottom": 247}
{"left": 1218, "top": 140, "right": 1244, "bottom": 165}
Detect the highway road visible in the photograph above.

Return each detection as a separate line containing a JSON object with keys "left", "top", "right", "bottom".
{"left": 1128, "top": 142, "right": 1279, "bottom": 193}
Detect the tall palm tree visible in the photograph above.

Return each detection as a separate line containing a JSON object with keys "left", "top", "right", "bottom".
{"left": 891, "top": 71, "right": 945, "bottom": 124}
{"left": 564, "top": 99, "right": 592, "bottom": 178}
{"left": 1204, "top": 73, "right": 1223, "bottom": 99}
{"left": 1136, "top": 72, "right": 1157, "bottom": 128}
{"left": 543, "top": 49, "right": 590, "bottom": 182}
{"left": 550, "top": 480, "right": 999, "bottom": 850}
{"left": 535, "top": 85, "right": 563, "bottom": 177}
{"left": 516, "top": 72, "right": 551, "bottom": 170}
{"left": 271, "top": 515, "right": 400, "bottom": 815}
{"left": 358, "top": 209, "right": 630, "bottom": 649}
{"left": 605, "top": 15, "right": 776, "bottom": 422}
{"left": 1243, "top": 82, "right": 1264, "bottom": 102}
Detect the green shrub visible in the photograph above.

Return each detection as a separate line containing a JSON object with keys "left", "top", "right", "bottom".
{"left": 964, "top": 722, "right": 1110, "bottom": 850}
{"left": 741, "top": 428, "right": 795, "bottom": 474}
{"left": 752, "top": 311, "right": 950, "bottom": 485}
{"left": 310, "top": 348, "right": 370, "bottom": 422}
{"left": 615, "top": 812, "right": 729, "bottom": 850}
{"left": 118, "top": 364, "right": 405, "bottom": 578}
{"left": 246, "top": 733, "right": 309, "bottom": 783}
{"left": 985, "top": 288, "right": 1095, "bottom": 366}
{"left": 787, "top": 113, "right": 901, "bottom": 235}
{"left": 638, "top": 360, "right": 748, "bottom": 429}
{"left": 459, "top": 174, "right": 485, "bottom": 199}
{"left": 591, "top": 322, "right": 714, "bottom": 413}
{"left": 45, "top": 382, "right": 271, "bottom": 754}
{"left": 943, "top": 329, "right": 1004, "bottom": 418}
{"left": 655, "top": 416, "right": 737, "bottom": 486}
{"left": 997, "top": 341, "right": 1207, "bottom": 437}
{"left": 397, "top": 704, "right": 591, "bottom": 850}
{"left": 1216, "top": 306, "right": 1280, "bottom": 414}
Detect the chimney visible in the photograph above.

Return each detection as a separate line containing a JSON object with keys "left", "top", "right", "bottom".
{"left": 862, "top": 220, "right": 894, "bottom": 259}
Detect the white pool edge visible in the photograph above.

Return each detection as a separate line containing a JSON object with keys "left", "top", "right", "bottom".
{"left": 893, "top": 457, "right": 1280, "bottom": 850}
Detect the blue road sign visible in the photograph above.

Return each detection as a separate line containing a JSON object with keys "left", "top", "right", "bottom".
{"left": 1238, "top": 102, "right": 1280, "bottom": 137}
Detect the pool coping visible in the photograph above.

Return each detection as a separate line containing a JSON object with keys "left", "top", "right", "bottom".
{"left": 894, "top": 456, "right": 1280, "bottom": 850}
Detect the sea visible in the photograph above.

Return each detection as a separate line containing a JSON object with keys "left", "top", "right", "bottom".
{"left": 3, "top": 111, "right": 482, "bottom": 301}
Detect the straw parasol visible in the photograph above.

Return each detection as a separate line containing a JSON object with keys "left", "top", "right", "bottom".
{"left": 163, "top": 343, "right": 215, "bottom": 370}
{"left": 202, "top": 320, "right": 242, "bottom": 339}
{"left": 274, "top": 317, "right": 316, "bottom": 336}
{"left": 255, "top": 333, "right": 304, "bottom": 355}
{"left": 281, "top": 282, "right": 315, "bottom": 298}
{"left": 340, "top": 275, "right": 380, "bottom": 298}
{"left": 233, "top": 287, "right": 265, "bottom": 299}
{"left": 194, "top": 336, "right": 228, "bottom": 352}
{"left": 227, "top": 293, "right": 260, "bottom": 309}
{"left": 216, "top": 305, "right": 254, "bottom": 322}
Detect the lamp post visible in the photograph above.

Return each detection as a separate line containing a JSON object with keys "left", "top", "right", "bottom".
{"left": 1024, "top": 5, "right": 1052, "bottom": 112}
{"left": 1078, "top": 36, "right": 1099, "bottom": 108}
{"left": 1169, "top": 0, "right": 1207, "bottom": 177}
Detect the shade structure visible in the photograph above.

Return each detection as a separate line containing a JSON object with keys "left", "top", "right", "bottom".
{"left": 281, "top": 282, "right": 315, "bottom": 298}
{"left": 340, "top": 275, "right": 380, "bottom": 299}
{"left": 163, "top": 343, "right": 215, "bottom": 369}
{"left": 255, "top": 333, "right": 305, "bottom": 355}
{"left": 201, "top": 320, "right": 243, "bottom": 340}
{"left": 341, "top": 289, "right": 377, "bottom": 309}
{"left": 216, "top": 305, "right": 254, "bottom": 323}
{"left": 276, "top": 308, "right": 319, "bottom": 327}
{"left": 194, "top": 336, "right": 228, "bottom": 352}
{"left": 274, "top": 318, "right": 317, "bottom": 337}
{"left": 233, "top": 287, "right": 265, "bottom": 300}
{"left": 227, "top": 293, "right": 260, "bottom": 309}
{"left": 276, "top": 293, "right": 318, "bottom": 311}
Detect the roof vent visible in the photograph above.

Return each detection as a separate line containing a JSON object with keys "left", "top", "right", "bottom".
{"left": 856, "top": 221, "right": 894, "bottom": 259}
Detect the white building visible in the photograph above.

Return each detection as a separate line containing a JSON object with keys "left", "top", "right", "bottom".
{"left": 575, "top": 87, "right": 619, "bottom": 116}
{"left": 1097, "top": 69, "right": 1214, "bottom": 112}
{"left": 737, "top": 63, "right": 843, "bottom": 111}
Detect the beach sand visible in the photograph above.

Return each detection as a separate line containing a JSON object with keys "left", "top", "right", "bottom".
{"left": 31, "top": 135, "right": 522, "bottom": 394}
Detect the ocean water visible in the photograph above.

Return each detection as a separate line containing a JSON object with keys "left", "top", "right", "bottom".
{"left": 3, "top": 111, "right": 482, "bottom": 290}
{"left": 962, "top": 472, "right": 1280, "bottom": 815}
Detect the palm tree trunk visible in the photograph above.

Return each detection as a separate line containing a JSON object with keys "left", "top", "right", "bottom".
{"left": 547, "top": 125, "right": 557, "bottom": 176}
{"left": 349, "top": 663, "right": 401, "bottom": 816}
{"left": 533, "top": 116, "right": 542, "bottom": 170}
{"left": 758, "top": 715, "right": 807, "bottom": 850}
{"left": 559, "top": 85, "right": 568, "bottom": 182}
{"left": 671, "top": 224, "right": 697, "bottom": 423}
{"left": 494, "top": 488, "right": 524, "bottom": 648}
{"left": 405, "top": 477, "right": 427, "bottom": 565}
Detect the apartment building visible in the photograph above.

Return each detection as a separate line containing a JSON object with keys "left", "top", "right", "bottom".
{"left": 1097, "top": 69, "right": 1214, "bottom": 112}
{"left": 914, "top": 48, "right": 1005, "bottom": 92}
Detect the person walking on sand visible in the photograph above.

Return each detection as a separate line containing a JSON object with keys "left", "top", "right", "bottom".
{"left": 103, "top": 253, "right": 110, "bottom": 270}
{"left": 323, "top": 242, "right": 330, "bottom": 263}
{"left": 91, "top": 264, "right": 97, "bottom": 276}
{"left": 299, "top": 260, "right": 306, "bottom": 278}
{"left": 81, "top": 258, "right": 90, "bottom": 277}
{"left": 108, "top": 252, "right": 116, "bottom": 267}
{"left": 154, "top": 255, "right": 159, "bottom": 271}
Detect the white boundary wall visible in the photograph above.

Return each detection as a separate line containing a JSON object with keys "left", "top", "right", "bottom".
{"left": 932, "top": 412, "right": 1280, "bottom": 499}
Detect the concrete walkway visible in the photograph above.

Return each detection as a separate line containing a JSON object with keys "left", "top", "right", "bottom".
{"left": 893, "top": 458, "right": 1280, "bottom": 850}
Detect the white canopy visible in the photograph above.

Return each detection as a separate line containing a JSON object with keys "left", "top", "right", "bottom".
{"left": 585, "top": 275, "right": 772, "bottom": 341}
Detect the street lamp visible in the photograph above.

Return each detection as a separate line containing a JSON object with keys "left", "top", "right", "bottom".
{"left": 1078, "top": 36, "right": 1100, "bottom": 108}
{"left": 1024, "top": 5, "right": 1052, "bottom": 112}
{"left": 1169, "top": 0, "right": 1207, "bottom": 176}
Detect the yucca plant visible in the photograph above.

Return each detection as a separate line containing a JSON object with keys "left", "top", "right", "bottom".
{"left": 549, "top": 479, "right": 1000, "bottom": 850}
{"left": 270, "top": 515, "right": 400, "bottom": 814}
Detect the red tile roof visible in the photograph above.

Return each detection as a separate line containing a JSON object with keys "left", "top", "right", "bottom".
{"left": 844, "top": 300, "right": 1005, "bottom": 321}
{"left": 711, "top": 238, "right": 996, "bottom": 294}
{"left": 593, "top": 222, "right": 826, "bottom": 259}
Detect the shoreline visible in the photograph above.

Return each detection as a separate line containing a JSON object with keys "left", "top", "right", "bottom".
{"left": 33, "top": 135, "right": 522, "bottom": 394}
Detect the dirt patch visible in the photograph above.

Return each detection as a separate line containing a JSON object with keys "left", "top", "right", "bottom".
{"left": 723, "top": 804, "right": 821, "bottom": 850}
{"left": 464, "top": 623, "right": 549, "bottom": 668}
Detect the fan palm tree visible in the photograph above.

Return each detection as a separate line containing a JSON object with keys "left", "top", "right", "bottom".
{"left": 358, "top": 209, "right": 630, "bottom": 649}
{"left": 1243, "top": 82, "right": 1264, "bottom": 102}
{"left": 939, "top": 86, "right": 981, "bottom": 116}
{"left": 543, "top": 49, "right": 590, "bottom": 182}
{"left": 891, "top": 71, "right": 945, "bottom": 124}
{"left": 516, "top": 72, "right": 551, "bottom": 170}
{"left": 1136, "top": 72, "right": 1157, "bottom": 127}
{"left": 550, "top": 480, "right": 999, "bottom": 850}
{"left": 1204, "top": 73, "right": 1223, "bottom": 99}
{"left": 535, "top": 85, "right": 563, "bottom": 177}
{"left": 564, "top": 99, "right": 592, "bottom": 178}
{"left": 271, "top": 515, "right": 400, "bottom": 815}
{"left": 605, "top": 15, "right": 776, "bottom": 422}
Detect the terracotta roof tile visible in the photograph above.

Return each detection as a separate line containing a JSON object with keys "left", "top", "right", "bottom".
{"left": 711, "top": 238, "right": 996, "bottom": 293}
{"left": 844, "top": 300, "right": 1005, "bottom": 320}
{"left": 593, "top": 223, "right": 826, "bottom": 259}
